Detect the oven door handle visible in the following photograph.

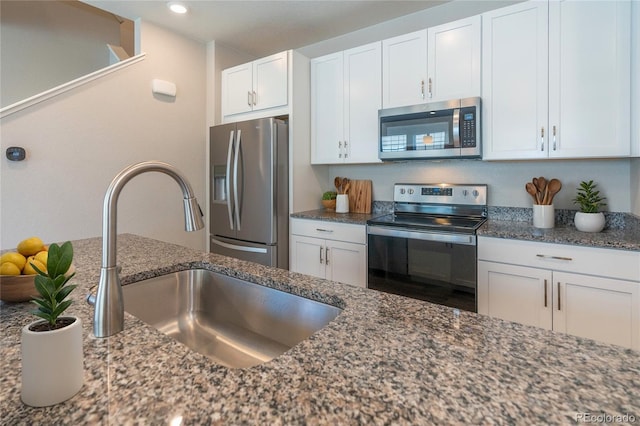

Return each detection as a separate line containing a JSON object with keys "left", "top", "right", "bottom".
{"left": 367, "top": 225, "right": 476, "bottom": 245}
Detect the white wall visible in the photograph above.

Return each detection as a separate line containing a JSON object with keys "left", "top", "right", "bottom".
{"left": 329, "top": 159, "right": 632, "bottom": 212}
{"left": 0, "top": 21, "right": 207, "bottom": 251}
{"left": 0, "top": 1, "right": 127, "bottom": 107}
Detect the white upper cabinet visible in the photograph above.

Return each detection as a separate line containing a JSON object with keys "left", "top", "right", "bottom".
{"left": 482, "top": 0, "right": 631, "bottom": 160}
{"left": 548, "top": 0, "right": 631, "bottom": 158}
{"left": 382, "top": 16, "right": 481, "bottom": 108}
{"left": 427, "top": 15, "right": 482, "bottom": 102}
{"left": 382, "top": 30, "right": 428, "bottom": 108}
{"left": 482, "top": 1, "right": 549, "bottom": 160}
{"left": 222, "top": 51, "right": 288, "bottom": 119}
{"left": 311, "top": 42, "right": 381, "bottom": 164}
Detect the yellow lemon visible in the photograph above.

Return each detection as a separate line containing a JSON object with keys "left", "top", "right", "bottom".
{"left": 0, "top": 252, "right": 27, "bottom": 271}
{"left": 34, "top": 251, "right": 48, "bottom": 268}
{"left": 0, "top": 262, "right": 21, "bottom": 275}
{"left": 17, "top": 237, "right": 45, "bottom": 257}
{"left": 23, "top": 257, "right": 46, "bottom": 275}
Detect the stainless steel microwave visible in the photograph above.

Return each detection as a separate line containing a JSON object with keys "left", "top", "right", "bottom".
{"left": 378, "top": 97, "right": 481, "bottom": 161}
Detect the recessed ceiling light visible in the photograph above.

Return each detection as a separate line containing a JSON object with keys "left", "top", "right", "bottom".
{"left": 168, "top": 2, "right": 188, "bottom": 14}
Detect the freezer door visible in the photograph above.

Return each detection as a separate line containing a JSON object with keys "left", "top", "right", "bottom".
{"left": 234, "top": 118, "right": 277, "bottom": 244}
{"left": 210, "top": 235, "right": 278, "bottom": 267}
{"left": 210, "top": 123, "right": 237, "bottom": 239}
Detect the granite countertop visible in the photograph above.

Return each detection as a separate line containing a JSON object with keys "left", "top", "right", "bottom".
{"left": 2, "top": 234, "right": 640, "bottom": 424}
{"left": 290, "top": 209, "right": 380, "bottom": 225}
{"left": 479, "top": 219, "right": 640, "bottom": 251}
{"left": 293, "top": 207, "right": 640, "bottom": 252}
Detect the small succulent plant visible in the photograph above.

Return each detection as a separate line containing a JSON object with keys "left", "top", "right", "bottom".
{"left": 573, "top": 180, "right": 607, "bottom": 213}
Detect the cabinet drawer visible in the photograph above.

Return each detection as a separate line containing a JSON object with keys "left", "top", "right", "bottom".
{"left": 478, "top": 237, "right": 640, "bottom": 282}
{"left": 291, "top": 218, "right": 366, "bottom": 244}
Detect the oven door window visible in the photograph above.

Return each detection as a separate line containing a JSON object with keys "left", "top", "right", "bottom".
{"left": 368, "top": 234, "right": 476, "bottom": 312}
{"left": 380, "top": 113, "right": 454, "bottom": 153}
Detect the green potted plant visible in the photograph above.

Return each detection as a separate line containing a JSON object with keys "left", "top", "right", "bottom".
{"left": 572, "top": 180, "right": 607, "bottom": 232}
{"left": 321, "top": 191, "right": 337, "bottom": 210}
{"left": 21, "top": 241, "right": 83, "bottom": 407}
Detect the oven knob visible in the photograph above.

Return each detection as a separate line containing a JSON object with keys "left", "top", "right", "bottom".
{"left": 408, "top": 188, "right": 414, "bottom": 195}
{"left": 472, "top": 190, "right": 479, "bottom": 197}
{"left": 462, "top": 189, "right": 468, "bottom": 197}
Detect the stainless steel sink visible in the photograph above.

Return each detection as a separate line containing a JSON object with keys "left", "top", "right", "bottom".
{"left": 122, "top": 269, "right": 342, "bottom": 368}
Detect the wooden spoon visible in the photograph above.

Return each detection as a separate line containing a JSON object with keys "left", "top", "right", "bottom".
{"left": 544, "top": 178, "right": 562, "bottom": 205}
{"left": 334, "top": 176, "right": 342, "bottom": 194}
{"left": 341, "top": 177, "right": 349, "bottom": 195}
{"left": 525, "top": 182, "right": 539, "bottom": 204}
{"left": 534, "top": 177, "right": 547, "bottom": 204}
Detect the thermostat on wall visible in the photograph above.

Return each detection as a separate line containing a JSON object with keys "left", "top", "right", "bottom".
{"left": 6, "top": 146, "right": 26, "bottom": 161}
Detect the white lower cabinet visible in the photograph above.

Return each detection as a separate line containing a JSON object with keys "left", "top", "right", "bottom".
{"left": 290, "top": 218, "right": 366, "bottom": 288}
{"left": 478, "top": 237, "right": 640, "bottom": 350}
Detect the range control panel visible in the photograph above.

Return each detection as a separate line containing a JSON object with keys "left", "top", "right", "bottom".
{"left": 394, "top": 183, "right": 487, "bottom": 206}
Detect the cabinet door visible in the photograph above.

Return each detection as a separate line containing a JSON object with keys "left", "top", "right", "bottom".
{"left": 290, "top": 235, "right": 325, "bottom": 279}
{"left": 548, "top": 0, "right": 631, "bottom": 158}
{"left": 427, "top": 16, "right": 481, "bottom": 102}
{"left": 482, "top": 1, "right": 549, "bottom": 160}
{"left": 326, "top": 240, "right": 367, "bottom": 288}
{"left": 311, "top": 52, "right": 344, "bottom": 164}
{"left": 222, "top": 62, "right": 253, "bottom": 116}
{"left": 478, "top": 261, "right": 553, "bottom": 330}
{"left": 343, "top": 42, "right": 382, "bottom": 164}
{"left": 382, "top": 30, "right": 428, "bottom": 108}
{"left": 553, "top": 272, "right": 640, "bottom": 350}
{"left": 253, "top": 51, "right": 288, "bottom": 111}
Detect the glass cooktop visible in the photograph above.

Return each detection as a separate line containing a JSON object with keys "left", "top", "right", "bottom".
{"left": 367, "top": 213, "right": 486, "bottom": 234}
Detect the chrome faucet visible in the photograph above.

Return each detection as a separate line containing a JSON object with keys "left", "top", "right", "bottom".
{"left": 93, "top": 161, "right": 205, "bottom": 338}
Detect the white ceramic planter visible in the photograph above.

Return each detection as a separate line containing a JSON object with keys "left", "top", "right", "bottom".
{"left": 574, "top": 211, "right": 605, "bottom": 233}
{"left": 21, "top": 316, "right": 84, "bottom": 407}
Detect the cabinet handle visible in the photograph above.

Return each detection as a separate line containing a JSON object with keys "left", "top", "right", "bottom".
{"left": 536, "top": 254, "right": 573, "bottom": 261}
{"left": 344, "top": 140, "right": 348, "bottom": 159}
{"left": 421, "top": 79, "right": 425, "bottom": 99}
{"left": 428, "top": 77, "right": 433, "bottom": 98}
{"left": 338, "top": 141, "right": 342, "bottom": 158}
{"left": 540, "top": 127, "right": 545, "bottom": 151}
{"left": 544, "top": 279, "right": 548, "bottom": 307}
{"left": 552, "top": 125, "right": 557, "bottom": 151}
{"left": 557, "top": 282, "right": 561, "bottom": 311}
{"left": 252, "top": 91, "right": 257, "bottom": 106}
{"left": 315, "top": 228, "right": 334, "bottom": 233}
{"left": 319, "top": 246, "right": 324, "bottom": 264}
{"left": 247, "top": 91, "right": 252, "bottom": 107}
{"left": 325, "top": 247, "right": 329, "bottom": 266}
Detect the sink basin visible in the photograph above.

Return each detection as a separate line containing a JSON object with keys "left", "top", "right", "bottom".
{"left": 122, "top": 269, "right": 342, "bottom": 368}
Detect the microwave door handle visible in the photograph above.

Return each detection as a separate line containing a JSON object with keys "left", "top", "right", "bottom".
{"left": 452, "top": 108, "right": 460, "bottom": 148}
{"left": 233, "top": 129, "right": 242, "bottom": 231}
{"left": 226, "top": 130, "right": 235, "bottom": 230}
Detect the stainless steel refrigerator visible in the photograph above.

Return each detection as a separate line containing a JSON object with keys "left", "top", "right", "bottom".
{"left": 209, "top": 117, "right": 288, "bottom": 269}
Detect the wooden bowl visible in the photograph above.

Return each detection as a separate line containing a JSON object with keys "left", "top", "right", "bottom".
{"left": 0, "top": 274, "right": 38, "bottom": 302}
{"left": 0, "top": 265, "right": 75, "bottom": 303}
{"left": 322, "top": 199, "right": 336, "bottom": 210}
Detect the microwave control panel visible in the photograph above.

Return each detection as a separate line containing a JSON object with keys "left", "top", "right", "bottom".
{"left": 460, "top": 106, "right": 477, "bottom": 148}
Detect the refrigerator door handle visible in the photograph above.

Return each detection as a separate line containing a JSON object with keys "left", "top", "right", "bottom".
{"left": 233, "top": 129, "right": 242, "bottom": 231}
{"left": 225, "top": 130, "right": 235, "bottom": 230}
{"left": 211, "top": 238, "right": 267, "bottom": 254}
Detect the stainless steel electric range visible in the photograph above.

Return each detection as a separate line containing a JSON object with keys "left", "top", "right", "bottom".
{"left": 367, "top": 183, "right": 487, "bottom": 312}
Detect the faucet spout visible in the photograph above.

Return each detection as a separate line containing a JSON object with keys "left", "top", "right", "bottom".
{"left": 93, "top": 161, "right": 204, "bottom": 338}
